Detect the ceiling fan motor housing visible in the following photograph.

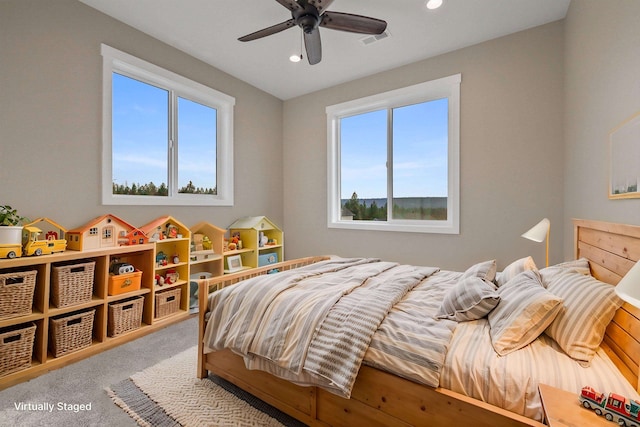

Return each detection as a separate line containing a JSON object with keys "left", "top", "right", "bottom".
{"left": 293, "top": 2, "right": 321, "bottom": 34}
{"left": 297, "top": 14, "right": 319, "bottom": 33}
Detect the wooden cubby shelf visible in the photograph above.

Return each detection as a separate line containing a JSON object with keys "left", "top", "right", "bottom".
{"left": 0, "top": 243, "right": 189, "bottom": 390}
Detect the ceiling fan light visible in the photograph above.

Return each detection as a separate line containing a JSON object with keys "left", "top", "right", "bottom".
{"left": 289, "top": 54, "right": 302, "bottom": 63}
{"left": 426, "top": 0, "right": 443, "bottom": 10}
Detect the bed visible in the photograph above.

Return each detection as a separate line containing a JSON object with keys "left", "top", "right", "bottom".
{"left": 197, "top": 219, "right": 640, "bottom": 426}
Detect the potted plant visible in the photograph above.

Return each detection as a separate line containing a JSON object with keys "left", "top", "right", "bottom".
{"left": 0, "top": 205, "right": 28, "bottom": 245}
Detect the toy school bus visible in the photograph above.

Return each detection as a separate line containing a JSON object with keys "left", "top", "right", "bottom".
{"left": 580, "top": 386, "right": 640, "bottom": 427}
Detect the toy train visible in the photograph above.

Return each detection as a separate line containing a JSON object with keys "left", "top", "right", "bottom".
{"left": 580, "top": 386, "right": 640, "bottom": 427}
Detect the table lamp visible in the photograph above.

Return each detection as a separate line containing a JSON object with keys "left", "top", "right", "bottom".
{"left": 521, "top": 218, "right": 550, "bottom": 267}
{"left": 616, "top": 260, "right": 640, "bottom": 308}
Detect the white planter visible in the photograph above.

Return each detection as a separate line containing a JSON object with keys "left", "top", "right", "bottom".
{"left": 0, "top": 226, "right": 23, "bottom": 245}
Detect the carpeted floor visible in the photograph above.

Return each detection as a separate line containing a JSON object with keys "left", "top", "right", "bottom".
{"left": 107, "top": 346, "right": 307, "bottom": 427}
{"left": 1, "top": 314, "right": 307, "bottom": 427}
{"left": 0, "top": 316, "right": 198, "bottom": 426}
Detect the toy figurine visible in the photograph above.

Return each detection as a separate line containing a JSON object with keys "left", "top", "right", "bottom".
{"left": 156, "top": 251, "right": 168, "bottom": 267}
{"left": 166, "top": 224, "right": 178, "bottom": 239}
{"left": 259, "top": 231, "right": 268, "bottom": 247}
{"left": 166, "top": 269, "right": 178, "bottom": 284}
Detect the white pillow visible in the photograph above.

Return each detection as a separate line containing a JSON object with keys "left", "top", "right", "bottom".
{"left": 544, "top": 270, "right": 623, "bottom": 366}
{"left": 436, "top": 276, "right": 500, "bottom": 322}
{"left": 488, "top": 269, "right": 563, "bottom": 355}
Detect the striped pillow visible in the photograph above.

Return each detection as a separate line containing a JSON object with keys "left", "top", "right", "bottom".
{"left": 488, "top": 269, "right": 563, "bottom": 355}
{"left": 539, "top": 258, "right": 591, "bottom": 285}
{"left": 495, "top": 256, "right": 537, "bottom": 287}
{"left": 459, "top": 259, "right": 497, "bottom": 282}
{"left": 544, "top": 270, "right": 623, "bottom": 366}
{"left": 436, "top": 277, "right": 500, "bottom": 321}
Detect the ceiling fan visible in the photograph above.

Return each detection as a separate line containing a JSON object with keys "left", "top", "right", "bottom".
{"left": 238, "top": 0, "right": 388, "bottom": 65}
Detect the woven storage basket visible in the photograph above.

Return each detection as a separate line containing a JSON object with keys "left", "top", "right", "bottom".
{"left": 155, "top": 287, "right": 181, "bottom": 319}
{"left": 0, "top": 323, "right": 36, "bottom": 377}
{"left": 108, "top": 296, "right": 144, "bottom": 337}
{"left": 0, "top": 270, "right": 37, "bottom": 320}
{"left": 52, "top": 261, "right": 95, "bottom": 308}
{"left": 49, "top": 309, "right": 95, "bottom": 357}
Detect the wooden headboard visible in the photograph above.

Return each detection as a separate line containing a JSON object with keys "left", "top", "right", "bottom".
{"left": 574, "top": 219, "right": 640, "bottom": 392}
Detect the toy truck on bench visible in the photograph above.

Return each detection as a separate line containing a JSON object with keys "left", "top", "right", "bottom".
{"left": 580, "top": 386, "right": 640, "bottom": 427}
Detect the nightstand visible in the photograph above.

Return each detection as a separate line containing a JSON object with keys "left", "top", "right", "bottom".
{"left": 538, "top": 384, "right": 610, "bottom": 427}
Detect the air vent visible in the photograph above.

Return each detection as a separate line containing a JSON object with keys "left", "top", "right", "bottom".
{"left": 359, "top": 30, "right": 391, "bottom": 46}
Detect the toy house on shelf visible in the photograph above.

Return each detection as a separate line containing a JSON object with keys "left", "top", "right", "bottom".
{"left": 120, "top": 227, "right": 149, "bottom": 246}
{"left": 227, "top": 216, "right": 283, "bottom": 272}
{"left": 66, "top": 214, "right": 143, "bottom": 251}
{"left": 139, "top": 216, "right": 191, "bottom": 319}
{"left": 189, "top": 222, "right": 225, "bottom": 277}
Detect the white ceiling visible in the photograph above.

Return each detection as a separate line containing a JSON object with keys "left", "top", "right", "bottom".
{"left": 79, "top": 0, "right": 570, "bottom": 100}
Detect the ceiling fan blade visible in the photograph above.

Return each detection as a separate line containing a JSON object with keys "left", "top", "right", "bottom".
{"left": 304, "top": 29, "right": 322, "bottom": 65}
{"left": 238, "top": 19, "right": 296, "bottom": 42}
{"left": 320, "top": 11, "right": 387, "bottom": 35}
{"left": 308, "top": 0, "right": 336, "bottom": 15}
{"left": 275, "top": 0, "right": 303, "bottom": 12}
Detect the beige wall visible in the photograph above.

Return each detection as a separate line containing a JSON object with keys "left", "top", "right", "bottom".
{"left": 283, "top": 22, "right": 565, "bottom": 270}
{"left": 5, "top": 1, "right": 637, "bottom": 271}
{"left": 0, "top": 0, "right": 284, "bottom": 231}
{"left": 563, "top": 0, "right": 640, "bottom": 258}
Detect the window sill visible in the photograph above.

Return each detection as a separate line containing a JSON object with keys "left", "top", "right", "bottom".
{"left": 328, "top": 220, "right": 459, "bottom": 234}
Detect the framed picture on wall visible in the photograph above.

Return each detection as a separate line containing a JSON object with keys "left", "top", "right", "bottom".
{"left": 226, "top": 255, "right": 243, "bottom": 272}
{"left": 609, "top": 111, "right": 640, "bottom": 199}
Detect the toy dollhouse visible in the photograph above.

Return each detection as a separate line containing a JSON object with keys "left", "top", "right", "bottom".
{"left": 227, "top": 216, "right": 283, "bottom": 270}
{"left": 66, "top": 214, "right": 140, "bottom": 251}
{"left": 138, "top": 216, "right": 190, "bottom": 243}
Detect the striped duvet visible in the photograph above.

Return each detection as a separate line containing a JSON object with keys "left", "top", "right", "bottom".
{"left": 203, "top": 257, "right": 639, "bottom": 421}
{"left": 203, "top": 257, "right": 445, "bottom": 397}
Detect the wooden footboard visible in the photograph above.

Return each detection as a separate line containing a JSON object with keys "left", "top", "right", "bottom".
{"left": 197, "top": 255, "right": 542, "bottom": 427}
{"left": 203, "top": 350, "right": 541, "bottom": 427}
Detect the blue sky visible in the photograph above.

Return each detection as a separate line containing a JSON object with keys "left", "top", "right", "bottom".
{"left": 113, "top": 72, "right": 447, "bottom": 199}
{"left": 340, "top": 98, "right": 449, "bottom": 200}
{"left": 112, "top": 73, "right": 217, "bottom": 191}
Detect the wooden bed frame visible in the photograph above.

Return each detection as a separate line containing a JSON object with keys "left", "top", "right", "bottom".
{"left": 197, "top": 219, "right": 640, "bottom": 427}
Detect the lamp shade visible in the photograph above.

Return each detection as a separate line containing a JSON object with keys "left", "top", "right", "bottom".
{"left": 521, "top": 218, "right": 551, "bottom": 243}
{"left": 616, "top": 260, "right": 640, "bottom": 308}
{"left": 521, "top": 218, "right": 550, "bottom": 267}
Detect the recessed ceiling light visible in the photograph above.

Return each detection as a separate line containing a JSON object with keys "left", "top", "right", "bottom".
{"left": 426, "top": 0, "right": 443, "bottom": 10}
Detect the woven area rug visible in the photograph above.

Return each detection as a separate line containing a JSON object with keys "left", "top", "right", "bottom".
{"left": 106, "top": 346, "right": 307, "bottom": 427}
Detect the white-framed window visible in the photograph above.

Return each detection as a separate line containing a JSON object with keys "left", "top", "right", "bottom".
{"left": 327, "top": 74, "right": 460, "bottom": 234}
{"left": 101, "top": 44, "right": 235, "bottom": 206}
